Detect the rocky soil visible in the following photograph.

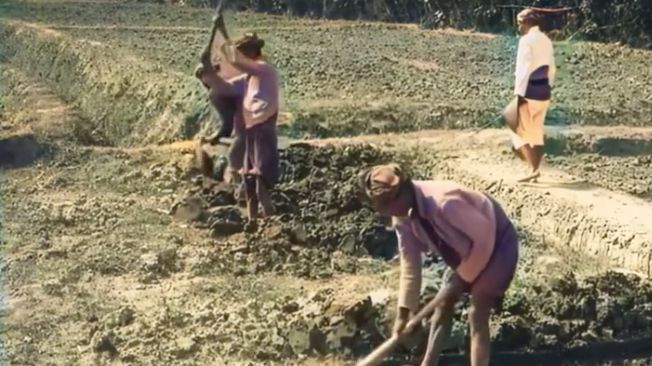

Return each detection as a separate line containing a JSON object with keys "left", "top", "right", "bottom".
{"left": 1, "top": 1, "right": 652, "bottom": 365}
{"left": 4, "top": 116, "right": 652, "bottom": 365}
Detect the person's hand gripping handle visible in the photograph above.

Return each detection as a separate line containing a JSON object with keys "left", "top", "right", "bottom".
{"left": 356, "top": 295, "right": 445, "bottom": 366}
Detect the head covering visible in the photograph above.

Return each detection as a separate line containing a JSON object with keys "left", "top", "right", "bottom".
{"left": 358, "top": 163, "right": 407, "bottom": 206}
{"left": 517, "top": 8, "right": 544, "bottom": 25}
{"left": 235, "top": 32, "right": 265, "bottom": 51}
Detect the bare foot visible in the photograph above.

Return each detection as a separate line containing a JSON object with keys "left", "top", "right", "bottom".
{"left": 517, "top": 171, "right": 541, "bottom": 183}
{"left": 244, "top": 220, "right": 258, "bottom": 233}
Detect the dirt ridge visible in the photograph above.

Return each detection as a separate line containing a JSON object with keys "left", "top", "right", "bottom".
{"left": 0, "top": 19, "right": 213, "bottom": 146}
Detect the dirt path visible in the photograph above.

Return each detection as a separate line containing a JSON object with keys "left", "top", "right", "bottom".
{"left": 453, "top": 129, "right": 652, "bottom": 277}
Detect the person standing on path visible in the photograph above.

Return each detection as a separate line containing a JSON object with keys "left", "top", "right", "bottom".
{"left": 358, "top": 164, "right": 519, "bottom": 366}
{"left": 504, "top": 8, "right": 556, "bottom": 183}
{"left": 219, "top": 31, "right": 280, "bottom": 231}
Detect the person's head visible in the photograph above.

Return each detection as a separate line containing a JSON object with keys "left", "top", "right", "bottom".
{"left": 235, "top": 32, "right": 265, "bottom": 59}
{"left": 358, "top": 163, "right": 415, "bottom": 217}
{"left": 517, "top": 8, "right": 543, "bottom": 35}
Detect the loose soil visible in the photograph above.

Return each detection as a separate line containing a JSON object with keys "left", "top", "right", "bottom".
{"left": 1, "top": 1, "right": 652, "bottom": 365}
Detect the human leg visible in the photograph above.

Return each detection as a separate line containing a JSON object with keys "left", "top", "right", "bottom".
{"left": 244, "top": 173, "right": 258, "bottom": 231}
{"left": 251, "top": 119, "right": 278, "bottom": 217}
{"left": 531, "top": 145, "right": 544, "bottom": 173}
{"left": 420, "top": 300, "right": 456, "bottom": 366}
{"left": 467, "top": 213, "right": 518, "bottom": 366}
{"left": 514, "top": 99, "right": 542, "bottom": 181}
{"left": 421, "top": 270, "right": 462, "bottom": 366}
{"left": 468, "top": 294, "right": 496, "bottom": 366}
{"left": 256, "top": 177, "right": 274, "bottom": 217}
{"left": 528, "top": 100, "right": 550, "bottom": 177}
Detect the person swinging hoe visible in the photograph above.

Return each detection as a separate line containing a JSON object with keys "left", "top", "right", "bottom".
{"left": 194, "top": 10, "right": 246, "bottom": 188}
{"left": 194, "top": 10, "right": 280, "bottom": 231}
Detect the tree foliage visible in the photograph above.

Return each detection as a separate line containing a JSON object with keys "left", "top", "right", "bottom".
{"left": 179, "top": 0, "right": 651, "bottom": 48}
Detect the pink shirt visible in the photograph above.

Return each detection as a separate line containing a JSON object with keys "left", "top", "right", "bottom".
{"left": 394, "top": 180, "right": 497, "bottom": 311}
{"left": 213, "top": 35, "right": 280, "bottom": 129}
{"left": 228, "top": 60, "right": 279, "bottom": 129}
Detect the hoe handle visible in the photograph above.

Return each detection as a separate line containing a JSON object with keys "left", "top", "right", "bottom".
{"left": 356, "top": 296, "right": 444, "bottom": 366}
{"left": 213, "top": 0, "right": 229, "bottom": 41}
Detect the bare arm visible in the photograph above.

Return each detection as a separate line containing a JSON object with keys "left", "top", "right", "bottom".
{"left": 221, "top": 43, "right": 272, "bottom": 76}
{"left": 197, "top": 16, "right": 240, "bottom": 95}
{"left": 396, "top": 224, "right": 423, "bottom": 313}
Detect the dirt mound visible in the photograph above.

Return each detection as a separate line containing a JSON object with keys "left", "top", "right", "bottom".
{"left": 281, "top": 103, "right": 494, "bottom": 139}
{"left": 549, "top": 154, "right": 652, "bottom": 200}
{"left": 4, "top": 126, "right": 652, "bottom": 365}
{"left": 496, "top": 271, "right": 652, "bottom": 352}
{"left": 0, "top": 20, "right": 212, "bottom": 147}
{"left": 172, "top": 143, "right": 401, "bottom": 280}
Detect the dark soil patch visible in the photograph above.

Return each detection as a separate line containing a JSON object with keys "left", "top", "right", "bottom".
{"left": 0, "top": 133, "right": 50, "bottom": 168}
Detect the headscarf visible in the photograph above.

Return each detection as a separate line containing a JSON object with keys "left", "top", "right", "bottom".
{"left": 358, "top": 163, "right": 407, "bottom": 206}
{"left": 235, "top": 32, "right": 265, "bottom": 52}
{"left": 517, "top": 8, "right": 544, "bottom": 25}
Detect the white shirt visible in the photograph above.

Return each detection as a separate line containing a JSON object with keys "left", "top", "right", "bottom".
{"left": 514, "top": 26, "right": 556, "bottom": 97}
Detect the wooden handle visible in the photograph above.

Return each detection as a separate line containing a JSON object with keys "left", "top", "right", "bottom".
{"left": 216, "top": 17, "right": 230, "bottom": 41}
{"left": 213, "top": 0, "right": 230, "bottom": 41}
{"left": 356, "top": 296, "right": 444, "bottom": 366}
{"left": 217, "top": 136, "right": 234, "bottom": 146}
{"left": 356, "top": 335, "right": 401, "bottom": 366}
{"left": 214, "top": 0, "right": 226, "bottom": 17}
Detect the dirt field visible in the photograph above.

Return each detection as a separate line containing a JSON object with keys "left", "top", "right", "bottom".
{"left": 1, "top": 1, "right": 652, "bottom": 365}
